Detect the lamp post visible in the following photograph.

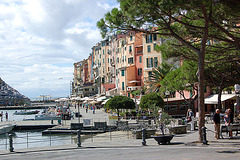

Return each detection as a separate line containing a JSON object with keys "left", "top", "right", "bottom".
{"left": 78, "top": 100, "right": 80, "bottom": 123}
{"left": 165, "top": 91, "right": 170, "bottom": 113}
{"left": 234, "top": 84, "right": 240, "bottom": 118}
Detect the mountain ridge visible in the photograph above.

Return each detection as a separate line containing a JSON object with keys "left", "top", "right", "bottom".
{"left": 0, "top": 78, "right": 30, "bottom": 106}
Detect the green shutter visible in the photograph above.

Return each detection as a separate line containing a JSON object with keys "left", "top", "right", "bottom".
{"left": 151, "top": 58, "right": 153, "bottom": 67}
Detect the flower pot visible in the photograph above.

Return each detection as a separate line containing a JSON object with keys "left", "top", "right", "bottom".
{"left": 151, "top": 134, "right": 174, "bottom": 145}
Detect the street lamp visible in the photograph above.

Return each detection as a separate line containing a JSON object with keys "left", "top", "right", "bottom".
{"left": 234, "top": 84, "right": 240, "bottom": 117}
{"left": 165, "top": 91, "right": 170, "bottom": 113}
{"left": 76, "top": 97, "right": 81, "bottom": 124}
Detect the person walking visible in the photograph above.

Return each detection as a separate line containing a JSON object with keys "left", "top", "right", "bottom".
{"left": 0, "top": 111, "right": 3, "bottom": 121}
{"left": 186, "top": 109, "right": 195, "bottom": 131}
{"left": 5, "top": 111, "right": 8, "bottom": 121}
{"left": 93, "top": 106, "right": 95, "bottom": 114}
{"left": 224, "top": 109, "right": 233, "bottom": 139}
{"left": 213, "top": 109, "right": 221, "bottom": 139}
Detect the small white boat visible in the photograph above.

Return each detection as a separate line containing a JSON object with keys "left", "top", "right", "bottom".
{"left": 0, "top": 124, "right": 15, "bottom": 135}
{"left": 34, "top": 114, "right": 62, "bottom": 120}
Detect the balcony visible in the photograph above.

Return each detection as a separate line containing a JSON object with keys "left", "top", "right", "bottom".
{"left": 144, "top": 67, "right": 153, "bottom": 71}
{"left": 127, "top": 86, "right": 141, "bottom": 91}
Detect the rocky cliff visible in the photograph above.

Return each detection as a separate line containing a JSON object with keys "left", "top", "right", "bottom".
{"left": 0, "top": 78, "right": 30, "bottom": 106}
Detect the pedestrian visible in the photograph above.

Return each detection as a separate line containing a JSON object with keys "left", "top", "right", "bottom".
{"left": 5, "top": 111, "right": 8, "bottom": 121}
{"left": 93, "top": 106, "right": 95, "bottom": 114}
{"left": 213, "top": 109, "right": 221, "bottom": 139}
{"left": 86, "top": 107, "right": 88, "bottom": 113}
{"left": 186, "top": 109, "right": 195, "bottom": 131}
{"left": 224, "top": 109, "right": 233, "bottom": 139}
{"left": 0, "top": 111, "right": 2, "bottom": 121}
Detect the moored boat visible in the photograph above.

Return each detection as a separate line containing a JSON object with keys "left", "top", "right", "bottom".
{"left": 13, "top": 110, "right": 40, "bottom": 115}
{"left": 34, "top": 114, "right": 62, "bottom": 120}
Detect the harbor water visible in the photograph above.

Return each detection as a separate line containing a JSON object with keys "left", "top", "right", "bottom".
{"left": 0, "top": 109, "right": 77, "bottom": 150}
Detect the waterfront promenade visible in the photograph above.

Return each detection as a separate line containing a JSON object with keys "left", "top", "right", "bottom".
{"left": 0, "top": 123, "right": 240, "bottom": 160}
{"left": 0, "top": 106, "right": 240, "bottom": 159}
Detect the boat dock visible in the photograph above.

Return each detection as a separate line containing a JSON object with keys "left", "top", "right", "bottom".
{"left": 42, "top": 129, "right": 105, "bottom": 135}
{"left": 13, "top": 124, "right": 57, "bottom": 130}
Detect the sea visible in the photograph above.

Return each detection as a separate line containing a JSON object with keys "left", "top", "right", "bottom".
{"left": 0, "top": 109, "right": 76, "bottom": 150}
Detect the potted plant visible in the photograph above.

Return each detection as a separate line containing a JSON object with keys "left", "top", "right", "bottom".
{"left": 139, "top": 92, "right": 174, "bottom": 144}
{"left": 151, "top": 111, "right": 174, "bottom": 144}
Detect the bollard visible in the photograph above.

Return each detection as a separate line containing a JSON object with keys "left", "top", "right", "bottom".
{"left": 202, "top": 127, "right": 208, "bottom": 145}
{"left": 142, "top": 128, "right": 147, "bottom": 146}
{"left": 9, "top": 134, "right": 14, "bottom": 152}
{"left": 77, "top": 129, "right": 82, "bottom": 147}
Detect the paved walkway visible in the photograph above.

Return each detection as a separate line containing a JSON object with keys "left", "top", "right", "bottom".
{"left": 0, "top": 107, "right": 240, "bottom": 155}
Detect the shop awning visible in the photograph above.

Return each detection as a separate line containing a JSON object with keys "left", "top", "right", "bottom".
{"left": 204, "top": 94, "right": 236, "bottom": 104}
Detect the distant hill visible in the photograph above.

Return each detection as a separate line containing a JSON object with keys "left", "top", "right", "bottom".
{"left": 0, "top": 78, "right": 30, "bottom": 106}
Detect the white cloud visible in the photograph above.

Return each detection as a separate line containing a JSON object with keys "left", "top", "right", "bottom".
{"left": 0, "top": 0, "right": 117, "bottom": 99}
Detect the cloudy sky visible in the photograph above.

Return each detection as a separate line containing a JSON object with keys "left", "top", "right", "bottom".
{"left": 0, "top": 0, "right": 118, "bottom": 99}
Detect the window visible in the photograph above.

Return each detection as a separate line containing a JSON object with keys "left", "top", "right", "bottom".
{"left": 146, "top": 58, "right": 153, "bottom": 68}
{"left": 128, "top": 57, "right": 134, "bottom": 64}
{"left": 122, "top": 82, "right": 125, "bottom": 90}
{"left": 121, "top": 70, "right": 125, "bottom": 76}
{"left": 154, "top": 57, "right": 158, "bottom": 67}
{"left": 108, "top": 58, "right": 109, "bottom": 63}
{"left": 129, "top": 46, "right": 132, "bottom": 52}
{"left": 148, "top": 35, "right": 152, "bottom": 43}
{"left": 130, "top": 36, "right": 133, "bottom": 41}
{"left": 147, "top": 45, "right": 151, "bottom": 52}
{"left": 103, "top": 59, "right": 104, "bottom": 64}
{"left": 117, "top": 58, "right": 119, "bottom": 63}
{"left": 139, "top": 56, "right": 142, "bottom": 63}
{"left": 153, "top": 34, "right": 157, "bottom": 41}
{"left": 103, "top": 49, "right": 105, "bottom": 55}
{"left": 100, "top": 54, "right": 101, "bottom": 58}
{"left": 145, "top": 35, "right": 152, "bottom": 43}
{"left": 138, "top": 68, "right": 142, "bottom": 76}
{"left": 102, "top": 77, "right": 105, "bottom": 83}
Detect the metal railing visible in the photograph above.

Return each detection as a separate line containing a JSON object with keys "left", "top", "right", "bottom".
{"left": 0, "top": 129, "right": 134, "bottom": 152}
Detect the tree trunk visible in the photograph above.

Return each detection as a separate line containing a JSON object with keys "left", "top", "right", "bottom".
{"left": 217, "top": 87, "right": 223, "bottom": 109}
{"left": 198, "top": 52, "right": 205, "bottom": 143}
{"left": 117, "top": 109, "right": 120, "bottom": 121}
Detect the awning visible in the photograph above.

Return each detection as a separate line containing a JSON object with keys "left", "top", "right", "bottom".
{"left": 97, "top": 96, "right": 107, "bottom": 102}
{"left": 55, "top": 98, "right": 69, "bottom": 102}
{"left": 102, "top": 99, "right": 110, "bottom": 105}
{"left": 204, "top": 94, "right": 236, "bottom": 104}
{"left": 128, "top": 80, "right": 140, "bottom": 83}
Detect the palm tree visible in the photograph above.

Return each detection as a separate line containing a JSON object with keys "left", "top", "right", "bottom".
{"left": 145, "top": 62, "right": 172, "bottom": 94}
